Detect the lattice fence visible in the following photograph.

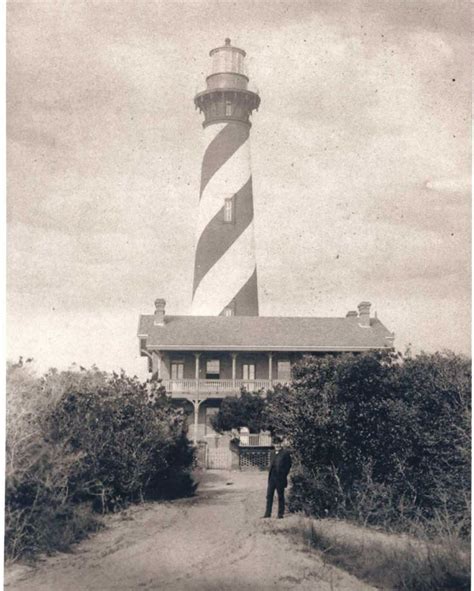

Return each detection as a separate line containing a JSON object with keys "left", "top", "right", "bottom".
{"left": 239, "top": 448, "right": 272, "bottom": 471}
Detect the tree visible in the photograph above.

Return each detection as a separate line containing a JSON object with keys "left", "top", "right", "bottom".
{"left": 211, "top": 389, "right": 267, "bottom": 434}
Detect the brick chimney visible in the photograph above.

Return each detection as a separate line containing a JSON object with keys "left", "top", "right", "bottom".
{"left": 357, "top": 301, "right": 371, "bottom": 327}
{"left": 346, "top": 310, "right": 358, "bottom": 318}
{"left": 154, "top": 298, "right": 166, "bottom": 326}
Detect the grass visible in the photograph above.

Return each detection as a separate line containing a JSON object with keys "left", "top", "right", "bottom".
{"left": 5, "top": 503, "right": 103, "bottom": 564}
{"left": 278, "top": 516, "right": 470, "bottom": 591}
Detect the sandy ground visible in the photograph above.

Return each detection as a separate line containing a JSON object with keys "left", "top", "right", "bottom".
{"left": 5, "top": 470, "right": 375, "bottom": 591}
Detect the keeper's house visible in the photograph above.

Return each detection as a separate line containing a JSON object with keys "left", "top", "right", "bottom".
{"left": 138, "top": 299, "right": 395, "bottom": 442}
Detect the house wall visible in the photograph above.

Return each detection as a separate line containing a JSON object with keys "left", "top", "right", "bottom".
{"left": 154, "top": 350, "right": 329, "bottom": 381}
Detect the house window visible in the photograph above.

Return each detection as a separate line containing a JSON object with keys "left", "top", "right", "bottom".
{"left": 224, "top": 198, "right": 233, "bottom": 223}
{"left": 225, "top": 100, "right": 232, "bottom": 116}
{"left": 171, "top": 362, "right": 184, "bottom": 380}
{"left": 206, "top": 359, "right": 220, "bottom": 379}
{"left": 222, "top": 300, "right": 235, "bottom": 316}
{"left": 277, "top": 360, "right": 291, "bottom": 382}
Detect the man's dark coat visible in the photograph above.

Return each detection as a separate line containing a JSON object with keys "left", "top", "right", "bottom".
{"left": 268, "top": 448, "right": 292, "bottom": 488}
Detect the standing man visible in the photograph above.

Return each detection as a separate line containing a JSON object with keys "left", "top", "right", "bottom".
{"left": 263, "top": 436, "right": 292, "bottom": 519}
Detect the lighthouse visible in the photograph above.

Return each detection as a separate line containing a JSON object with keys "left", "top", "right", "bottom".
{"left": 138, "top": 40, "right": 395, "bottom": 442}
{"left": 191, "top": 39, "right": 260, "bottom": 316}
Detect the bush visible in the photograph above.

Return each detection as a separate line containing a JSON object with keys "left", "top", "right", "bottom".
{"left": 5, "top": 361, "right": 196, "bottom": 560}
{"left": 265, "top": 351, "right": 471, "bottom": 533}
{"left": 45, "top": 373, "right": 195, "bottom": 509}
{"left": 210, "top": 389, "right": 267, "bottom": 433}
{"left": 397, "top": 352, "right": 471, "bottom": 525}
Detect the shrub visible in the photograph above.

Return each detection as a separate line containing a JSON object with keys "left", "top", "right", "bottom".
{"left": 5, "top": 361, "right": 196, "bottom": 560}
{"left": 266, "top": 351, "right": 471, "bottom": 533}
{"left": 5, "top": 359, "right": 91, "bottom": 559}
{"left": 45, "top": 373, "right": 195, "bottom": 509}
{"left": 397, "top": 352, "right": 471, "bottom": 525}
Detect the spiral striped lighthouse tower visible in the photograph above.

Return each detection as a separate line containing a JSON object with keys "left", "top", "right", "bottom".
{"left": 192, "top": 39, "right": 260, "bottom": 316}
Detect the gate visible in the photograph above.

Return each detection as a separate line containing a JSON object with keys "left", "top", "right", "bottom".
{"left": 206, "top": 447, "right": 232, "bottom": 470}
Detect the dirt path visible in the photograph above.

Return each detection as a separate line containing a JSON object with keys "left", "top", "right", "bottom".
{"left": 5, "top": 471, "right": 374, "bottom": 591}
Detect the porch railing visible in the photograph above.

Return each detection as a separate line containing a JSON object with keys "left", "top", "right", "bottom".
{"left": 161, "top": 378, "right": 275, "bottom": 395}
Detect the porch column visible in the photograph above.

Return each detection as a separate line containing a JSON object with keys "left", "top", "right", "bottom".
{"left": 231, "top": 353, "right": 237, "bottom": 387}
{"left": 159, "top": 352, "right": 170, "bottom": 380}
{"left": 194, "top": 352, "right": 201, "bottom": 392}
{"left": 191, "top": 398, "right": 203, "bottom": 444}
{"left": 268, "top": 352, "right": 273, "bottom": 384}
{"left": 150, "top": 351, "right": 160, "bottom": 377}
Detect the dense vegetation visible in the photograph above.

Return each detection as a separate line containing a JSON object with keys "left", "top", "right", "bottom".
{"left": 213, "top": 350, "right": 471, "bottom": 533}
{"left": 210, "top": 389, "right": 266, "bottom": 434}
{"left": 271, "top": 351, "right": 470, "bottom": 532}
{"left": 6, "top": 360, "right": 195, "bottom": 561}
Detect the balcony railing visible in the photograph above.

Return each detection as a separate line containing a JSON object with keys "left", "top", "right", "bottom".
{"left": 161, "top": 379, "right": 277, "bottom": 396}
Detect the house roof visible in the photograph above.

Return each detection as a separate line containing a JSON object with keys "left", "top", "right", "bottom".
{"left": 138, "top": 314, "right": 394, "bottom": 352}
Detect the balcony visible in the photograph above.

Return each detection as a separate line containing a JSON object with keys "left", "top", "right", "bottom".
{"left": 161, "top": 378, "right": 277, "bottom": 397}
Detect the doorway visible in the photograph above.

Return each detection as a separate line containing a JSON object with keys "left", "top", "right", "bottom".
{"left": 242, "top": 363, "right": 256, "bottom": 391}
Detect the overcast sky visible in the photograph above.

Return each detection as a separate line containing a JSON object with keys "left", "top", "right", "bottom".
{"left": 7, "top": 0, "right": 471, "bottom": 378}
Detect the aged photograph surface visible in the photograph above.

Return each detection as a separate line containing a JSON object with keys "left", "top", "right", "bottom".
{"left": 6, "top": 1, "right": 471, "bottom": 590}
